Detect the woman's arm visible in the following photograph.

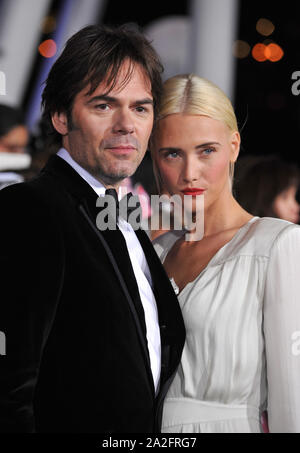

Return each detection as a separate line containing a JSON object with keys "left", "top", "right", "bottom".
{"left": 264, "top": 224, "right": 300, "bottom": 433}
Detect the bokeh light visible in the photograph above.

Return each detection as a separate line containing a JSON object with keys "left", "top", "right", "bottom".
{"left": 252, "top": 43, "right": 267, "bottom": 62}
{"left": 40, "top": 16, "right": 56, "bottom": 34}
{"left": 265, "top": 43, "right": 284, "bottom": 62}
{"left": 233, "top": 40, "right": 251, "bottom": 59}
{"left": 38, "top": 39, "right": 57, "bottom": 58}
{"left": 252, "top": 42, "right": 284, "bottom": 62}
{"left": 256, "top": 18, "right": 275, "bottom": 36}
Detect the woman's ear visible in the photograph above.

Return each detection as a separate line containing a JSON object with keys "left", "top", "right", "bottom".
{"left": 230, "top": 131, "right": 241, "bottom": 163}
{"left": 51, "top": 111, "right": 68, "bottom": 135}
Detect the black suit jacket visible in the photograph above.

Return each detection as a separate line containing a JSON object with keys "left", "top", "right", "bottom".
{"left": 0, "top": 155, "right": 185, "bottom": 433}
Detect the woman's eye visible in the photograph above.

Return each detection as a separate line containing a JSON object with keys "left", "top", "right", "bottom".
{"left": 202, "top": 147, "right": 215, "bottom": 155}
{"left": 165, "top": 151, "right": 179, "bottom": 159}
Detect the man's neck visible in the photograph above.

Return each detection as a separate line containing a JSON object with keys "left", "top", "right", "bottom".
{"left": 56, "top": 148, "right": 125, "bottom": 198}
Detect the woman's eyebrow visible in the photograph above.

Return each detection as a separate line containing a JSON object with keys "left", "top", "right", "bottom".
{"left": 195, "top": 141, "right": 221, "bottom": 148}
{"left": 158, "top": 147, "right": 181, "bottom": 153}
{"left": 158, "top": 142, "right": 221, "bottom": 153}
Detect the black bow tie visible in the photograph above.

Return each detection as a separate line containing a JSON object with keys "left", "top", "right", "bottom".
{"left": 105, "top": 189, "right": 142, "bottom": 224}
{"left": 105, "top": 188, "right": 119, "bottom": 218}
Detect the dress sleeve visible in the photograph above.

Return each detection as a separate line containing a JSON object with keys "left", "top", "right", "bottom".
{"left": 263, "top": 224, "right": 300, "bottom": 432}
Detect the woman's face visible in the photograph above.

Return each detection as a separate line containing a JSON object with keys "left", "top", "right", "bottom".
{"left": 272, "top": 185, "right": 300, "bottom": 223}
{"left": 153, "top": 113, "right": 240, "bottom": 214}
{"left": 0, "top": 125, "right": 28, "bottom": 153}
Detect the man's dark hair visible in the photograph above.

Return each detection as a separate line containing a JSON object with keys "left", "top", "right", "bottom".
{"left": 41, "top": 23, "right": 163, "bottom": 151}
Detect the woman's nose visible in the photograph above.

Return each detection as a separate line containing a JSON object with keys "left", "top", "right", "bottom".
{"left": 182, "top": 159, "right": 199, "bottom": 183}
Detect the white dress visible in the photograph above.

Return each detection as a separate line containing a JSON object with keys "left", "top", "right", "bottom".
{"left": 153, "top": 217, "right": 300, "bottom": 433}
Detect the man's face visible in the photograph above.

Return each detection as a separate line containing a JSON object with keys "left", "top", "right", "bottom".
{"left": 52, "top": 62, "right": 154, "bottom": 188}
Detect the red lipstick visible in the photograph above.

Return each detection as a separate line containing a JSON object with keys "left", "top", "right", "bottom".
{"left": 181, "top": 188, "right": 206, "bottom": 196}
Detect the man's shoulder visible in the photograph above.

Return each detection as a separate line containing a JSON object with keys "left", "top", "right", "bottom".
{"left": 0, "top": 172, "right": 63, "bottom": 228}
{"left": 0, "top": 170, "right": 60, "bottom": 205}
{"left": 1, "top": 180, "right": 36, "bottom": 205}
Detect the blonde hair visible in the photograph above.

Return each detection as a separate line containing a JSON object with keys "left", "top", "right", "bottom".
{"left": 151, "top": 74, "right": 239, "bottom": 192}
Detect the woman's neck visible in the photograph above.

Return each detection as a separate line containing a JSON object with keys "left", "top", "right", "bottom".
{"left": 191, "top": 192, "right": 253, "bottom": 238}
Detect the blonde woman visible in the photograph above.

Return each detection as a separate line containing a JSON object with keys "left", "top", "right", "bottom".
{"left": 151, "top": 74, "right": 300, "bottom": 433}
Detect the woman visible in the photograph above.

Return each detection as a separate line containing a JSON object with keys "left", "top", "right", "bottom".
{"left": 0, "top": 104, "right": 31, "bottom": 189}
{"left": 234, "top": 154, "right": 300, "bottom": 224}
{"left": 0, "top": 104, "right": 29, "bottom": 155}
{"left": 151, "top": 74, "right": 300, "bottom": 433}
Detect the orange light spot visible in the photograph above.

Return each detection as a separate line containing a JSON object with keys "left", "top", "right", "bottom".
{"left": 252, "top": 43, "right": 267, "bottom": 62}
{"left": 38, "top": 39, "right": 57, "bottom": 58}
{"left": 265, "top": 43, "right": 284, "bottom": 62}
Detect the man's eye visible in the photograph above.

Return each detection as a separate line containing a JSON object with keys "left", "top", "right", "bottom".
{"left": 95, "top": 104, "right": 109, "bottom": 111}
{"left": 135, "top": 106, "right": 146, "bottom": 113}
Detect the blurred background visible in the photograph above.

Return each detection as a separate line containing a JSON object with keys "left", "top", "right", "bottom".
{"left": 0, "top": 0, "right": 299, "bottom": 223}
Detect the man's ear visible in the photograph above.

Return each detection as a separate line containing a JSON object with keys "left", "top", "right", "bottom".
{"left": 230, "top": 131, "right": 241, "bottom": 163}
{"left": 51, "top": 111, "right": 68, "bottom": 135}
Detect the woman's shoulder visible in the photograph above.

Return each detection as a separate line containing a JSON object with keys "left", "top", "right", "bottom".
{"left": 208, "top": 216, "right": 300, "bottom": 262}
{"left": 251, "top": 216, "right": 300, "bottom": 239}
{"left": 258, "top": 217, "right": 300, "bottom": 255}
{"left": 237, "top": 216, "right": 300, "bottom": 258}
{"left": 152, "top": 229, "right": 185, "bottom": 261}
{"left": 253, "top": 216, "right": 299, "bottom": 230}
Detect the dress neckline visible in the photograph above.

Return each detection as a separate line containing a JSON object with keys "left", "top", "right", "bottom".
{"left": 167, "top": 216, "right": 260, "bottom": 297}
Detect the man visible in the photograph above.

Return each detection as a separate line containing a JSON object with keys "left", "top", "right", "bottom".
{"left": 0, "top": 25, "right": 185, "bottom": 433}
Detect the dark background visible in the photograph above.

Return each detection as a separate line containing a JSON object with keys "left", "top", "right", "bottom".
{"left": 236, "top": 1, "right": 300, "bottom": 165}
{"left": 102, "top": 0, "right": 300, "bottom": 166}
{"left": 22, "top": 0, "right": 300, "bottom": 169}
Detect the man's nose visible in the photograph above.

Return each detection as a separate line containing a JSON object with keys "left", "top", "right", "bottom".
{"left": 112, "top": 109, "right": 135, "bottom": 134}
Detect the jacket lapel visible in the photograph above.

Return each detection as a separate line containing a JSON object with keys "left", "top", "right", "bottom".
{"left": 134, "top": 228, "right": 185, "bottom": 384}
{"left": 133, "top": 227, "right": 186, "bottom": 431}
{"left": 41, "top": 156, "right": 155, "bottom": 395}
